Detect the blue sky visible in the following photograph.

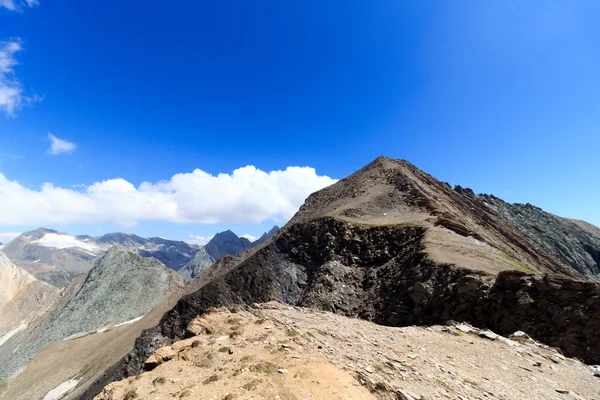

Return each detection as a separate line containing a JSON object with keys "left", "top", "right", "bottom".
{"left": 0, "top": 0, "right": 599, "bottom": 244}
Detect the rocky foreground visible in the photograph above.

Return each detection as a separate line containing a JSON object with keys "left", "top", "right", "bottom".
{"left": 95, "top": 302, "right": 600, "bottom": 400}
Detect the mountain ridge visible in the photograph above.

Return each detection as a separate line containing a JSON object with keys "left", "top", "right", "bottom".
{"left": 80, "top": 156, "right": 600, "bottom": 400}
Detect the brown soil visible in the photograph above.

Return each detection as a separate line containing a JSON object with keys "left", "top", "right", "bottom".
{"left": 96, "top": 302, "right": 600, "bottom": 400}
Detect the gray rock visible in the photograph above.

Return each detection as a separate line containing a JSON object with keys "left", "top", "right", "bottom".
{"left": 479, "top": 330, "right": 499, "bottom": 340}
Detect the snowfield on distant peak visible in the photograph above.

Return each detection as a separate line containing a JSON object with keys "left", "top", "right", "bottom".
{"left": 33, "top": 233, "right": 98, "bottom": 251}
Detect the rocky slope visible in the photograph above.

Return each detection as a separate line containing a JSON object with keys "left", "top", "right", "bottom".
{"left": 178, "top": 227, "right": 279, "bottom": 280}
{"left": 2, "top": 229, "right": 199, "bottom": 287}
{"left": 96, "top": 303, "right": 600, "bottom": 400}
{"left": 81, "top": 156, "right": 600, "bottom": 400}
{"left": 0, "top": 251, "right": 37, "bottom": 309}
{"left": 482, "top": 195, "right": 600, "bottom": 278}
{"left": 0, "top": 247, "right": 184, "bottom": 398}
{"left": 0, "top": 253, "right": 59, "bottom": 355}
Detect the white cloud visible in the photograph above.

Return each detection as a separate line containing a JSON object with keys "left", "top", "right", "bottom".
{"left": 187, "top": 234, "right": 214, "bottom": 246}
{"left": 0, "top": 39, "right": 24, "bottom": 115}
{"left": 241, "top": 234, "right": 258, "bottom": 242}
{"left": 0, "top": 38, "right": 39, "bottom": 116}
{"left": 0, "top": 0, "right": 38, "bottom": 11}
{"left": 47, "top": 133, "right": 77, "bottom": 155}
{"left": 0, "top": 165, "right": 337, "bottom": 227}
{"left": 0, "top": 231, "right": 20, "bottom": 244}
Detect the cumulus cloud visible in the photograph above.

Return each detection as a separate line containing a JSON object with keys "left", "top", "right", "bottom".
{"left": 0, "top": 165, "right": 337, "bottom": 227}
{"left": 0, "top": 231, "right": 20, "bottom": 244}
{"left": 47, "top": 133, "right": 77, "bottom": 155}
{"left": 0, "top": 0, "right": 38, "bottom": 11}
{"left": 187, "top": 234, "right": 215, "bottom": 246}
{"left": 241, "top": 234, "right": 258, "bottom": 242}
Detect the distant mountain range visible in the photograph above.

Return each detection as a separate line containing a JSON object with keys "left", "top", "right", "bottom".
{"left": 177, "top": 226, "right": 279, "bottom": 280}
{"left": 1, "top": 226, "right": 279, "bottom": 286}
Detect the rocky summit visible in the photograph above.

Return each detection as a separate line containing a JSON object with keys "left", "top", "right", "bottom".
{"left": 79, "top": 156, "right": 600, "bottom": 399}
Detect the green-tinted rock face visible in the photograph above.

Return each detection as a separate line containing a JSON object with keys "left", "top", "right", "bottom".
{"left": 0, "top": 246, "right": 183, "bottom": 380}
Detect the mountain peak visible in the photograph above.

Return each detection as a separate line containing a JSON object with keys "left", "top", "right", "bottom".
{"left": 20, "top": 228, "right": 61, "bottom": 240}
{"left": 253, "top": 225, "right": 280, "bottom": 246}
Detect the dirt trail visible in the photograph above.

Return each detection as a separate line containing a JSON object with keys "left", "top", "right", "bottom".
{"left": 96, "top": 302, "right": 600, "bottom": 400}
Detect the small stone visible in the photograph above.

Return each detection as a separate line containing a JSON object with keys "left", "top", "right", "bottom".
{"left": 291, "top": 355, "right": 301, "bottom": 359}
{"left": 397, "top": 389, "right": 418, "bottom": 400}
{"left": 555, "top": 389, "right": 569, "bottom": 394}
{"left": 365, "top": 366, "right": 374, "bottom": 374}
{"left": 277, "top": 369, "right": 288, "bottom": 374}
{"left": 553, "top": 353, "right": 567, "bottom": 361}
{"left": 265, "top": 325, "right": 274, "bottom": 329}
{"left": 509, "top": 331, "right": 532, "bottom": 343}
{"left": 215, "top": 336, "right": 228, "bottom": 341}
{"left": 456, "top": 324, "right": 473, "bottom": 333}
{"left": 479, "top": 330, "right": 499, "bottom": 340}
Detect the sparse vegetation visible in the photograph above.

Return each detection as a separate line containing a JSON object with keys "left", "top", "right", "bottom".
{"left": 242, "top": 378, "right": 263, "bottom": 390}
{"left": 435, "top": 377, "right": 449, "bottom": 389}
{"left": 230, "top": 328, "right": 244, "bottom": 338}
{"left": 204, "top": 374, "right": 220, "bottom": 384}
{"left": 123, "top": 389, "right": 138, "bottom": 400}
{"left": 286, "top": 327, "right": 300, "bottom": 337}
{"left": 249, "top": 361, "right": 279, "bottom": 374}
{"left": 152, "top": 376, "right": 166, "bottom": 386}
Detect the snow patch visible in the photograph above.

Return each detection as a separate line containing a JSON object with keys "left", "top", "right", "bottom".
{"left": 0, "top": 323, "right": 27, "bottom": 347}
{"left": 95, "top": 315, "right": 144, "bottom": 334}
{"left": 114, "top": 315, "right": 144, "bottom": 327}
{"left": 42, "top": 378, "right": 79, "bottom": 400}
{"left": 33, "top": 233, "right": 98, "bottom": 251}
{"left": 33, "top": 259, "right": 41, "bottom": 263}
